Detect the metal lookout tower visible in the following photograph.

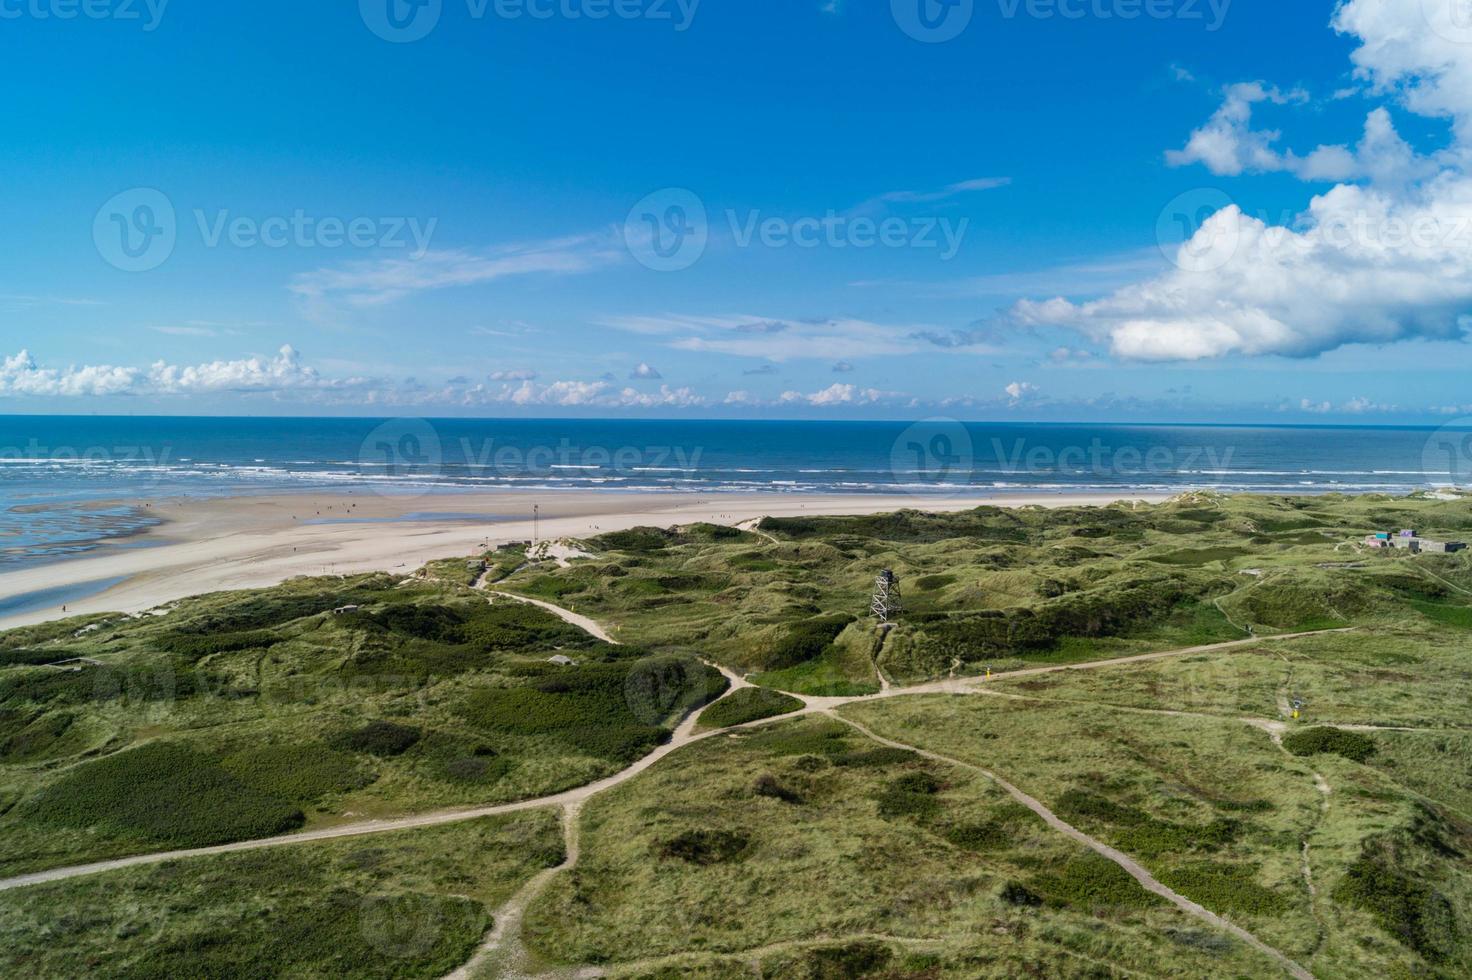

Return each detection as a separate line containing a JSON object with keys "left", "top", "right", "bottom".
{"left": 871, "top": 569, "right": 902, "bottom": 625}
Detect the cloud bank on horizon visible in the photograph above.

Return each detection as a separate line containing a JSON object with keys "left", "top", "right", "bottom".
{"left": 1016, "top": 0, "right": 1472, "bottom": 363}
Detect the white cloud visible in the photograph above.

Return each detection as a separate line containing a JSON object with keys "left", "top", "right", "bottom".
{"left": 778, "top": 383, "right": 901, "bottom": 407}
{"left": 1168, "top": 83, "right": 1436, "bottom": 185}
{"left": 876, "top": 176, "right": 1012, "bottom": 205}
{"left": 489, "top": 368, "right": 538, "bottom": 381}
{"left": 1166, "top": 82, "right": 1309, "bottom": 177}
{"left": 0, "top": 346, "right": 352, "bottom": 398}
{"left": 291, "top": 236, "right": 621, "bottom": 322}
{"left": 629, "top": 362, "right": 663, "bottom": 380}
{"left": 488, "top": 379, "right": 705, "bottom": 409}
{"left": 1005, "top": 381, "right": 1040, "bottom": 405}
{"left": 1017, "top": 2, "right": 1472, "bottom": 363}
{"left": 601, "top": 313, "right": 964, "bottom": 360}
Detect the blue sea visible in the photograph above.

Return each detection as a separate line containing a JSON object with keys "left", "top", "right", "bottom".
{"left": 1, "top": 416, "right": 1469, "bottom": 572}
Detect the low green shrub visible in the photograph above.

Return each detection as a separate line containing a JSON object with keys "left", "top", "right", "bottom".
{"left": 752, "top": 773, "right": 803, "bottom": 805}
{"left": 1034, "top": 852, "right": 1162, "bottom": 910}
{"left": 338, "top": 720, "right": 422, "bottom": 756}
{"left": 221, "top": 743, "right": 374, "bottom": 802}
{"left": 697, "top": 688, "right": 802, "bottom": 729}
{"left": 1283, "top": 726, "right": 1376, "bottom": 762}
{"left": 1334, "top": 835, "right": 1459, "bottom": 961}
{"left": 657, "top": 830, "right": 751, "bottom": 865}
{"left": 24, "top": 742, "right": 304, "bottom": 847}
{"left": 1160, "top": 862, "right": 1289, "bottom": 915}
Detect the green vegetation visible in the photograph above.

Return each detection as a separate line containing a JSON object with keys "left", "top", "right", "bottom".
{"left": 0, "top": 811, "right": 563, "bottom": 980}
{"left": 1283, "top": 726, "right": 1377, "bottom": 762}
{"left": 521, "top": 716, "right": 1288, "bottom": 978}
{"left": 696, "top": 686, "right": 803, "bottom": 730}
{"left": 0, "top": 575, "right": 721, "bottom": 875}
{"left": 24, "top": 742, "right": 306, "bottom": 847}
{"left": 6, "top": 492, "right": 1472, "bottom": 977}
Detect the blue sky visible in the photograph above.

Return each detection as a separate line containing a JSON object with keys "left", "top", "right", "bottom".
{"left": 2, "top": 0, "right": 1471, "bottom": 422}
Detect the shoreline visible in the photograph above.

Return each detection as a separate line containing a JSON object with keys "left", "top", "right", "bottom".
{"left": 0, "top": 488, "right": 1171, "bottom": 630}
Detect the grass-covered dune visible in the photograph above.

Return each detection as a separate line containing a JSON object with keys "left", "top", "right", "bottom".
{"left": 493, "top": 492, "right": 1472, "bottom": 695}
{"left": 521, "top": 715, "right": 1291, "bottom": 978}
{"left": 0, "top": 810, "right": 563, "bottom": 979}
{"left": 0, "top": 573, "right": 724, "bottom": 876}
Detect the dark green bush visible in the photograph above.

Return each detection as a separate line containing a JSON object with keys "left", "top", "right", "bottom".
{"left": 24, "top": 742, "right": 304, "bottom": 847}
{"left": 765, "top": 616, "right": 854, "bottom": 670}
{"left": 1334, "top": 848, "right": 1457, "bottom": 961}
{"left": 801, "top": 941, "right": 893, "bottom": 978}
{"left": 831, "top": 747, "right": 920, "bottom": 768}
{"left": 752, "top": 773, "right": 803, "bottom": 805}
{"left": 1160, "top": 862, "right": 1289, "bottom": 916}
{"left": 1035, "top": 852, "right": 1162, "bottom": 910}
{"left": 999, "top": 881, "right": 1043, "bottom": 907}
{"left": 876, "top": 772, "right": 943, "bottom": 820}
{"left": 338, "top": 720, "right": 422, "bottom": 756}
{"left": 698, "top": 687, "right": 802, "bottom": 729}
{"left": 221, "top": 744, "right": 373, "bottom": 802}
{"left": 459, "top": 657, "right": 723, "bottom": 764}
{"left": 657, "top": 830, "right": 750, "bottom": 865}
{"left": 1283, "top": 727, "right": 1376, "bottom": 762}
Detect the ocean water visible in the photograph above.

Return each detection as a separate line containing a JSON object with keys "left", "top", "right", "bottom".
{"left": 1, "top": 416, "right": 1468, "bottom": 571}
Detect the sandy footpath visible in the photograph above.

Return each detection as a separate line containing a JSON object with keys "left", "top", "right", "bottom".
{"left": 0, "top": 489, "right": 1167, "bottom": 629}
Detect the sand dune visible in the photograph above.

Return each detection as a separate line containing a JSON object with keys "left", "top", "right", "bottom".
{"left": 0, "top": 489, "right": 1166, "bottom": 629}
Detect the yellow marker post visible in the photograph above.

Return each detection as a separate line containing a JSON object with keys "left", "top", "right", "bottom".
{"left": 1292, "top": 709, "right": 1300, "bottom": 720}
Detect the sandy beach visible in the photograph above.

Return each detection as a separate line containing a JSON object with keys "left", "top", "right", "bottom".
{"left": 0, "top": 489, "right": 1169, "bottom": 630}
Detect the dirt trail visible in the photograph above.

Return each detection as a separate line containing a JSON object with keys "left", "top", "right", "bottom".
{"left": 484, "top": 589, "right": 618, "bottom": 645}
{"left": 831, "top": 714, "right": 1315, "bottom": 980}
{"left": 0, "top": 625, "right": 1355, "bottom": 896}
{"left": 443, "top": 804, "right": 586, "bottom": 980}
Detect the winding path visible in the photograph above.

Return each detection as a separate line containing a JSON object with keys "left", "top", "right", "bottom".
{"left": 0, "top": 601, "right": 1359, "bottom": 979}
{"left": 831, "top": 714, "right": 1314, "bottom": 980}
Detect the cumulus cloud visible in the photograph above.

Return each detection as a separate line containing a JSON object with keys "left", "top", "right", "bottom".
{"left": 489, "top": 368, "right": 538, "bottom": 381}
{"left": 0, "top": 346, "right": 349, "bottom": 398}
{"left": 1016, "top": 1, "right": 1472, "bottom": 363}
{"left": 490, "top": 379, "right": 704, "bottom": 409}
{"left": 1005, "top": 381, "right": 1040, "bottom": 405}
{"left": 628, "top": 362, "right": 663, "bottom": 380}
{"left": 778, "top": 383, "right": 901, "bottom": 407}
